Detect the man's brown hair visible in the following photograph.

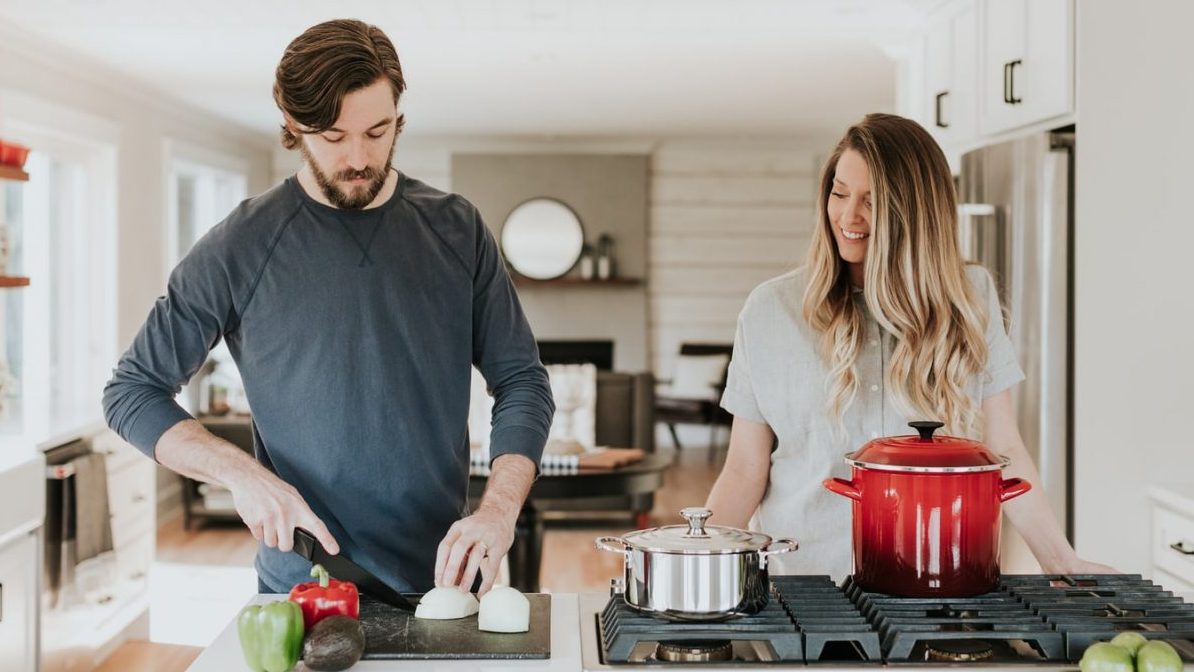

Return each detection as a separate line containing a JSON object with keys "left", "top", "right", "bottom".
{"left": 273, "top": 19, "right": 406, "bottom": 150}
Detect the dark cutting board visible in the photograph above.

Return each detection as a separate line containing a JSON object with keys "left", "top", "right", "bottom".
{"left": 359, "top": 593, "right": 551, "bottom": 659}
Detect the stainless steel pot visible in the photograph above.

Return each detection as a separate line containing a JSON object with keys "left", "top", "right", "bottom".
{"left": 595, "top": 507, "right": 798, "bottom": 621}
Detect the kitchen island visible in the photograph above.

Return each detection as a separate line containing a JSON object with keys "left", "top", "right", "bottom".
{"left": 191, "top": 585, "right": 1194, "bottom": 671}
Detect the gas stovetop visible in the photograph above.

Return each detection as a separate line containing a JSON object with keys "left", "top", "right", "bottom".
{"left": 581, "top": 574, "right": 1194, "bottom": 667}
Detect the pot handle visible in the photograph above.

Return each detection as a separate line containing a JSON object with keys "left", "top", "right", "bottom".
{"left": 595, "top": 536, "right": 630, "bottom": 556}
{"left": 999, "top": 477, "right": 1032, "bottom": 502}
{"left": 759, "top": 537, "right": 799, "bottom": 570}
{"left": 823, "top": 477, "right": 862, "bottom": 501}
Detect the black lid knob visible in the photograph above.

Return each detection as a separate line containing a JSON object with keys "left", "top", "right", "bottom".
{"left": 909, "top": 421, "right": 944, "bottom": 442}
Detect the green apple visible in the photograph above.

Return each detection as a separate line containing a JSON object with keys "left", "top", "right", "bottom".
{"left": 1079, "top": 643, "right": 1135, "bottom": 672}
{"left": 1109, "top": 632, "right": 1149, "bottom": 657}
{"left": 1136, "top": 640, "right": 1183, "bottom": 672}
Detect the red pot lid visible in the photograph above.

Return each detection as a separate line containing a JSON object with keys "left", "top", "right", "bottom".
{"left": 846, "top": 421, "right": 1009, "bottom": 473}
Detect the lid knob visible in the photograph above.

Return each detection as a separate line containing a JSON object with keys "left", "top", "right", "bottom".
{"left": 679, "top": 507, "right": 712, "bottom": 537}
{"left": 909, "top": 421, "right": 944, "bottom": 442}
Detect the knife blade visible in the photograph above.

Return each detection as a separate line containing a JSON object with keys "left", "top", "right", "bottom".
{"left": 292, "top": 528, "right": 418, "bottom": 612}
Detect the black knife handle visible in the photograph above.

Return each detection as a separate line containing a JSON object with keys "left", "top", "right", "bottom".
{"left": 293, "top": 527, "right": 317, "bottom": 561}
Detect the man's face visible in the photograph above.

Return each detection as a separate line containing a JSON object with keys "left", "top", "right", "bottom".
{"left": 295, "top": 78, "right": 398, "bottom": 209}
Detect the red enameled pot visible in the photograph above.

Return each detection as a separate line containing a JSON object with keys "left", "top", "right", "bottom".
{"left": 823, "top": 421, "right": 1031, "bottom": 596}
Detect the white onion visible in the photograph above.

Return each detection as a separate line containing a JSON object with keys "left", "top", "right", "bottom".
{"left": 478, "top": 585, "right": 530, "bottom": 633}
{"left": 415, "top": 586, "right": 480, "bottom": 620}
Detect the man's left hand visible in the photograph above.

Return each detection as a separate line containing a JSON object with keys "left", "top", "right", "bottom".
{"left": 434, "top": 505, "right": 516, "bottom": 595}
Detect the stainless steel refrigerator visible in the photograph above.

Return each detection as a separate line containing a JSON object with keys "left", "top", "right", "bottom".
{"left": 956, "top": 128, "right": 1074, "bottom": 572}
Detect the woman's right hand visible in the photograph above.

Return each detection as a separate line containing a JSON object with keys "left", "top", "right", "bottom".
{"left": 226, "top": 466, "right": 339, "bottom": 555}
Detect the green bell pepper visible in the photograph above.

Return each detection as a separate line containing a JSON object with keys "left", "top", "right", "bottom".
{"left": 237, "top": 600, "right": 304, "bottom": 672}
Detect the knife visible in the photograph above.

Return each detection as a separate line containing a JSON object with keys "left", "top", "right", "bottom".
{"left": 292, "top": 528, "right": 418, "bottom": 612}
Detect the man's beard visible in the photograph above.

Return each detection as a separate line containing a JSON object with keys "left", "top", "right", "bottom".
{"left": 300, "top": 139, "right": 396, "bottom": 210}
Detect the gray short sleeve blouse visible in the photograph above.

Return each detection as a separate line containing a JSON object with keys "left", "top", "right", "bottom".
{"left": 719, "top": 264, "right": 1024, "bottom": 579}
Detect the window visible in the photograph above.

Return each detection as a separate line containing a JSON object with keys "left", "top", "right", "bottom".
{"left": 166, "top": 150, "right": 247, "bottom": 270}
{"left": 0, "top": 129, "right": 117, "bottom": 437}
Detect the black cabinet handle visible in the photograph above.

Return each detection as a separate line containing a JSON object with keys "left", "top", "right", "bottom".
{"left": 1170, "top": 541, "right": 1194, "bottom": 556}
{"left": 935, "top": 91, "right": 950, "bottom": 128}
{"left": 1008, "top": 59, "right": 1023, "bottom": 104}
{"left": 1003, "top": 62, "right": 1012, "bottom": 104}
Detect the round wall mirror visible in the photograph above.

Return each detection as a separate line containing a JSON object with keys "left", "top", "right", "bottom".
{"left": 500, "top": 198, "right": 584, "bottom": 280}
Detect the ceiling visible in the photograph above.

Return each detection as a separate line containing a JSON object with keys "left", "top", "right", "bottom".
{"left": 0, "top": 0, "right": 932, "bottom": 140}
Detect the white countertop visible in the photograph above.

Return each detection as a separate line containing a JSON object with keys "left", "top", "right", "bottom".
{"left": 1150, "top": 483, "right": 1194, "bottom": 511}
{"left": 187, "top": 593, "right": 584, "bottom": 672}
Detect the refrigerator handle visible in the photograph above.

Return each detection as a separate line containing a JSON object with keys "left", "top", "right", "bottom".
{"left": 957, "top": 203, "right": 997, "bottom": 262}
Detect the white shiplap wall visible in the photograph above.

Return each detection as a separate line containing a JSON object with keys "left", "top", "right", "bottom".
{"left": 648, "top": 143, "right": 825, "bottom": 381}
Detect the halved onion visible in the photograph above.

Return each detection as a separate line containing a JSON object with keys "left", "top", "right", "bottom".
{"left": 478, "top": 585, "right": 530, "bottom": 633}
{"left": 414, "top": 586, "right": 480, "bottom": 620}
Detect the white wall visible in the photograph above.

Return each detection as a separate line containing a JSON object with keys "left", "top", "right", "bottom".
{"left": 648, "top": 141, "right": 825, "bottom": 381}
{"left": 1072, "top": 0, "right": 1194, "bottom": 573}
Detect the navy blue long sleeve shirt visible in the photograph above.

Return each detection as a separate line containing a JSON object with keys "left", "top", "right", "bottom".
{"left": 103, "top": 173, "right": 554, "bottom": 592}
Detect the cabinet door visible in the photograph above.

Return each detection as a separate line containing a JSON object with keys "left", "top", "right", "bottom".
{"left": 927, "top": 3, "right": 979, "bottom": 148}
{"left": 980, "top": 0, "right": 1073, "bottom": 135}
{"left": 896, "top": 35, "right": 929, "bottom": 129}
{"left": 0, "top": 532, "right": 38, "bottom": 672}
{"left": 1020, "top": 0, "right": 1072, "bottom": 123}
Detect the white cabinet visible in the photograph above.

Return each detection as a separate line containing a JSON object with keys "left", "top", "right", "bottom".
{"left": 979, "top": 0, "right": 1073, "bottom": 135}
{"left": 0, "top": 531, "right": 39, "bottom": 672}
{"left": 924, "top": 1, "right": 979, "bottom": 148}
{"left": 1149, "top": 485, "right": 1194, "bottom": 589}
{"left": 41, "top": 431, "right": 155, "bottom": 672}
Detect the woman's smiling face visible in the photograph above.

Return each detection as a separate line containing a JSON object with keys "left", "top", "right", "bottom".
{"left": 826, "top": 148, "right": 873, "bottom": 270}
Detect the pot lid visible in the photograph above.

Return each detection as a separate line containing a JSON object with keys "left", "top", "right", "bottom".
{"left": 846, "top": 421, "right": 1009, "bottom": 473}
{"left": 622, "top": 507, "right": 773, "bottom": 554}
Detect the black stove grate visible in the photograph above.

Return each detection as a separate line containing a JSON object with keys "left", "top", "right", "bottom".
{"left": 842, "top": 576, "right": 1065, "bottom": 662}
{"left": 597, "top": 574, "right": 1194, "bottom": 665}
{"left": 772, "top": 575, "right": 883, "bottom": 662}
{"left": 1002, "top": 574, "right": 1194, "bottom": 659}
{"left": 598, "top": 592, "right": 803, "bottom": 663}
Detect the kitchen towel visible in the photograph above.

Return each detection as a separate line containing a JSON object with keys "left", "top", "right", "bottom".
{"left": 72, "top": 452, "right": 114, "bottom": 563}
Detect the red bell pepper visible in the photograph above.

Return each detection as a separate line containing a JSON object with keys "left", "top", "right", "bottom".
{"left": 287, "top": 563, "right": 359, "bottom": 629}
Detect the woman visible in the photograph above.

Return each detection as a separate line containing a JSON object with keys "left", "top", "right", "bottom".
{"left": 705, "top": 113, "right": 1110, "bottom": 578}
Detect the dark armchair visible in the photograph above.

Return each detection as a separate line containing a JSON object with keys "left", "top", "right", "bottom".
{"left": 655, "top": 343, "right": 734, "bottom": 455}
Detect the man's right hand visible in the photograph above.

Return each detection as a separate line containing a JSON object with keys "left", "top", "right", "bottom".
{"left": 226, "top": 467, "right": 339, "bottom": 555}
{"left": 153, "top": 419, "right": 339, "bottom": 556}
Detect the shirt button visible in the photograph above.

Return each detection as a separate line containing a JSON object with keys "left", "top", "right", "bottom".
{"left": 870, "top": 384, "right": 879, "bottom": 392}
{"left": 870, "top": 431, "right": 879, "bottom": 439}
{"left": 870, "top": 339, "right": 879, "bottom": 347}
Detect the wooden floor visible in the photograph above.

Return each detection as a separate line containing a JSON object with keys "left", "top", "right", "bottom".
{"left": 100, "top": 446, "right": 723, "bottom": 671}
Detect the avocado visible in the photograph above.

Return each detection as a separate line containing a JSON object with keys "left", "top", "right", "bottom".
{"left": 302, "top": 615, "right": 366, "bottom": 671}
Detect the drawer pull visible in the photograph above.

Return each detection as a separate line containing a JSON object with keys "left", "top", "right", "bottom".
{"left": 1170, "top": 541, "right": 1194, "bottom": 556}
{"left": 132, "top": 494, "right": 147, "bottom": 503}
{"left": 130, "top": 571, "right": 146, "bottom": 580}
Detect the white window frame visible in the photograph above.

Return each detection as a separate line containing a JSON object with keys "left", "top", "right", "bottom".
{"left": 162, "top": 139, "right": 249, "bottom": 274}
{"left": 0, "top": 90, "right": 118, "bottom": 439}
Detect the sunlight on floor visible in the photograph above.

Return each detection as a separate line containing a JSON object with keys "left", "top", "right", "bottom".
{"left": 148, "top": 561, "right": 257, "bottom": 647}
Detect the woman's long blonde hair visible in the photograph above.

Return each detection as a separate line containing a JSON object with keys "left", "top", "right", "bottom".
{"left": 802, "top": 113, "right": 989, "bottom": 436}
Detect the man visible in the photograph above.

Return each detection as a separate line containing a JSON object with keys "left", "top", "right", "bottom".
{"left": 103, "top": 19, "right": 554, "bottom": 596}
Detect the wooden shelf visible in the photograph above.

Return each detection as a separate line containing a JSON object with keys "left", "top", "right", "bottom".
{"left": 0, "top": 276, "right": 30, "bottom": 288}
{"left": 0, "top": 165, "right": 29, "bottom": 182}
{"left": 512, "top": 276, "right": 642, "bottom": 288}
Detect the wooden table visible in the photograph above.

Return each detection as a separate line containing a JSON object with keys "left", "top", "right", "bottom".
{"left": 468, "top": 452, "right": 672, "bottom": 592}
